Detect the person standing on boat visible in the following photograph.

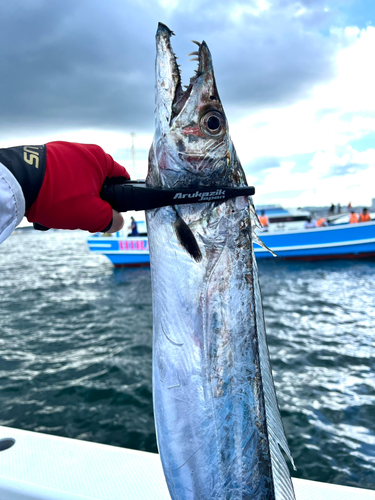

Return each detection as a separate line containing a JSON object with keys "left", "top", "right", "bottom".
{"left": 359, "top": 208, "right": 371, "bottom": 223}
{"left": 0, "top": 142, "right": 130, "bottom": 245}
{"left": 258, "top": 210, "right": 269, "bottom": 230}
{"left": 349, "top": 211, "right": 359, "bottom": 223}
{"left": 128, "top": 216, "right": 139, "bottom": 237}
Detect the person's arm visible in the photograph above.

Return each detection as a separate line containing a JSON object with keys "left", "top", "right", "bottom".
{"left": 0, "top": 163, "right": 25, "bottom": 244}
{"left": 0, "top": 142, "right": 129, "bottom": 244}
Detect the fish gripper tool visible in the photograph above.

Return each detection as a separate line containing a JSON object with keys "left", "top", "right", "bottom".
{"left": 100, "top": 177, "right": 255, "bottom": 212}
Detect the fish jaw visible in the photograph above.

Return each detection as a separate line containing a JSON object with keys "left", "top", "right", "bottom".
{"left": 155, "top": 23, "right": 181, "bottom": 138}
{"left": 152, "top": 23, "right": 235, "bottom": 187}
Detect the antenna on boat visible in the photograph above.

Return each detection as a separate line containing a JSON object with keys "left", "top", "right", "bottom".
{"left": 131, "top": 132, "right": 136, "bottom": 179}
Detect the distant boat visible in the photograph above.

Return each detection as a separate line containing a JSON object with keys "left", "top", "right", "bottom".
{"left": 88, "top": 214, "right": 150, "bottom": 267}
{"left": 13, "top": 217, "right": 34, "bottom": 232}
{"left": 87, "top": 208, "right": 375, "bottom": 266}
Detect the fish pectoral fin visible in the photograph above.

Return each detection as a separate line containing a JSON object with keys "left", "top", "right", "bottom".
{"left": 252, "top": 231, "right": 277, "bottom": 257}
{"left": 173, "top": 210, "right": 202, "bottom": 262}
{"left": 249, "top": 200, "right": 277, "bottom": 257}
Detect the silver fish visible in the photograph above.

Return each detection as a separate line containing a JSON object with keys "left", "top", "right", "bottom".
{"left": 146, "top": 23, "right": 296, "bottom": 500}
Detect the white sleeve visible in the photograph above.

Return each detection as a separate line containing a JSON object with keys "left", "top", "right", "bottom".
{"left": 0, "top": 162, "right": 26, "bottom": 244}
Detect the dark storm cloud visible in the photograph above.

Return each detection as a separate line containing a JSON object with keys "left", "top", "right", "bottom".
{"left": 0, "top": 0, "right": 347, "bottom": 138}
{"left": 0, "top": 0, "right": 156, "bottom": 137}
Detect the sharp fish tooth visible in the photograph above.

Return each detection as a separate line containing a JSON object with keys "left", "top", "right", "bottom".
{"left": 191, "top": 40, "right": 201, "bottom": 46}
{"left": 187, "top": 51, "right": 200, "bottom": 57}
{"left": 189, "top": 58, "right": 199, "bottom": 62}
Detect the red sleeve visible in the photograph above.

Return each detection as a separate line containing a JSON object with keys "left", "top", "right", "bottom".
{"left": 25, "top": 141, "right": 130, "bottom": 232}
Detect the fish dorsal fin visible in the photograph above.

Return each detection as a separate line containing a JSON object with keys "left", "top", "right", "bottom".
{"left": 252, "top": 254, "right": 296, "bottom": 500}
{"left": 248, "top": 197, "right": 295, "bottom": 498}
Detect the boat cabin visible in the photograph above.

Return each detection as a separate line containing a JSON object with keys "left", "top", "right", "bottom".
{"left": 256, "top": 205, "right": 310, "bottom": 233}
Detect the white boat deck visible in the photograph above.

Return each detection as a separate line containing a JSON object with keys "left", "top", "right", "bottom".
{"left": 1, "top": 425, "right": 374, "bottom": 500}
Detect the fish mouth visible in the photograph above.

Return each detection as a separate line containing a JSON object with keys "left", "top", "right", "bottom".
{"left": 156, "top": 22, "right": 219, "bottom": 123}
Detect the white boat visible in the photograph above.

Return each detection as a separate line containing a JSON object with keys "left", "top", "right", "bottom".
{"left": 256, "top": 205, "right": 311, "bottom": 232}
{"left": 1, "top": 425, "right": 375, "bottom": 499}
{"left": 13, "top": 217, "right": 34, "bottom": 232}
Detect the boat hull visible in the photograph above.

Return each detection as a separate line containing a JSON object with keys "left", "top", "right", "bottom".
{"left": 87, "top": 236, "right": 150, "bottom": 267}
{"left": 87, "top": 222, "right": 375, "bottom": 265}
{"left": 255, "top": 222, "right": 375, "bottom": 260}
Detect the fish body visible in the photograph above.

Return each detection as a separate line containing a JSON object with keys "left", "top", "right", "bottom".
{"left": 146, "top": 23, "right": 296, "bottom": 500}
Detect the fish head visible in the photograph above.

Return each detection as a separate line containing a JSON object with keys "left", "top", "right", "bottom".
{"left": 148, "top": 23, "right": 245, "bottom": 188}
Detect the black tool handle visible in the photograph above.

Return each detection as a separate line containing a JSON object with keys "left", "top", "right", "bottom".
{"left": 34, "top": 178, "right": 255, "bottom": 230}
{"left": 33, "top": 223, "right": 50, "bottom": 231}
{"left": 100, "top": 177, "right": 255, "bottom": 212}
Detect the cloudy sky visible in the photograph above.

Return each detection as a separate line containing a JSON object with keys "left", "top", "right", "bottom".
{"left": 1, "top": 0, "right": 375, "bottom": 207}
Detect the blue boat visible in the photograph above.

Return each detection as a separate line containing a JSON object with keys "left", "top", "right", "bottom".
{"left": 256, "top": 221, "right": 375, "bottom": 260}
{"left": 87, "top": 210, "right": 375, "bottom": 266}
{"left": 88, "top": 234, "right": 151, "bottom": 267}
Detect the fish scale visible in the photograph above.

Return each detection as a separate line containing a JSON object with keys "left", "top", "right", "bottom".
{"left": 146, "top": 22, "right": 296, "bottom": 500}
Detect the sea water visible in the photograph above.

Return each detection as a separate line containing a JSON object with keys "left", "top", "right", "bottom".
{"left": 0, "top": 231, "right": 374, "bottom": 490}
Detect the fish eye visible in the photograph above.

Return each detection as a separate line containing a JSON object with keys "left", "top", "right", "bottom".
{"left": 199, "top": 110, "right": 226, "bottom": 138}
{"left": 207, "top": 116, "right": 220, "bottom": 130}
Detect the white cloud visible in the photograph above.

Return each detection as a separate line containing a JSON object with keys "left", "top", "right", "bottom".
{"left": 232, "top": 26, "right": 375, "bottom": 207}
{"left": 230, "top": 0, "right": 270, "bottom": 21}
{"left": 159, "top": 0, "right": 179, "bottom": 10}
{"left": 248, "top": 145, "right": 375, "bottom": 207}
